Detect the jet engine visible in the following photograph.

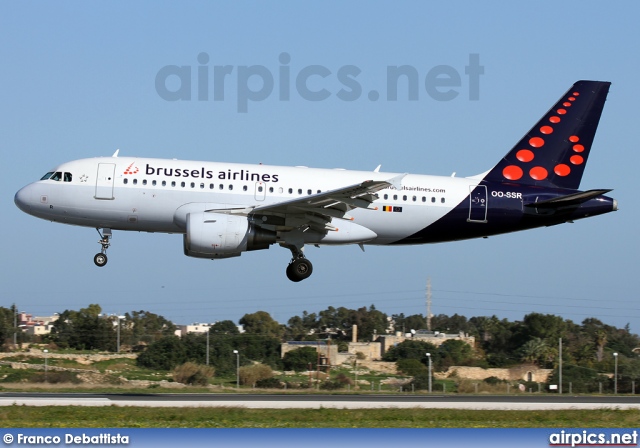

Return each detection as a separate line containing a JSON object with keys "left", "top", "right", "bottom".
{"left": 183, "top": 212, "right": 276, "bottom": 259}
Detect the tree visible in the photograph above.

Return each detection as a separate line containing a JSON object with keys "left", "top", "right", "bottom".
{"left": 396, "top": 358, "right": 427, "bottom": 377}
{"left": 431, "top": 314, "right": 475, "bottom": 335}
{"left": 209, "top": 320, "right": 239, "bottom": 335}
{"left": 0, "top": 306, "right": 18, "bottom": 350}
{"left": 123, "top": 310, "right": 176, "bottom": 346}
{"left": 594, "top": 329, "right": 609, "bottom": 363}
{"left": 392, "top": 314, "right": 427, "bottom": 334}
{"left": 286, "top": 311, "right": 318, "bottom": 340}
{"left": 520, "top": 313, "right": 567, "bottom": 342}
{"left": 351, "top": 305, "right": 389, "bottom": 341}
{"left": 282, "top": 346, "right": 318, "bottom": 372}
{"left": 383, "top": 340, "right": 440, "bottom": 368}
{"left": 438, "top": 339, "right": 473, "bottom": 368}
{"left": 50, "top": 304, "right": 115, "bottom": 351}
{"left": 469, "top": 315, "right": 518, "bottom": 367}
{"left": 238, "top": 363, "right": 273, "bottom": 386}
{"left": 518, "top": 337, "right": 556, "bottom": 367}
{"left": 311, "top": 305, "right": 389, "bottom": 341}
{"left": 239, "top": 311, "right": 284, "bottom": 338}
{"left": 173, "top": 362, "right": 214, "bottom": 386}
{"left": 317, "top": 306, "right": 353, "bottom": 339}
{"left": 136, "top": 335, "right": 187, "bottom": 370}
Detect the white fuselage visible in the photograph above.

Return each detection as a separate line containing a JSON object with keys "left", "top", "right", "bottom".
{"left": 16, "top": 156, "right": 477, "bottom": 245}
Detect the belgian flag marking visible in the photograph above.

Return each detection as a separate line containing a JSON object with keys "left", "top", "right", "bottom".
{"left": 382, "top": 206, "right": 402, "bottom": 213}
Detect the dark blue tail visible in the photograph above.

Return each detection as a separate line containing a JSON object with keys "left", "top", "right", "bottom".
{"left": 483, "top": 80, "right": 610, "bottom": 190}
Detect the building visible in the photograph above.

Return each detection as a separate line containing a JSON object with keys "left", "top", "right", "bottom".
{"left": 174, "top": 323, "right": 244, "bottom": 337}
{"left": 378, "top": 330, "right": 475, "bottom": 357}
{"left": 18, "top": 312, "right": 59, "bottom": 336}
{"left": 175, "top": 323, "right": 213, "bottom": 337}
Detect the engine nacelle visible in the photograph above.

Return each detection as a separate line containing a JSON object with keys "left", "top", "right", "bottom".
{"left": 183, "top": 212, "right": 276, "bottom": 259}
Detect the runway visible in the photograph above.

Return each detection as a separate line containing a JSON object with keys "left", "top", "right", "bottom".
{"left": 1, "top": 393, "right": 639, "bottom": 410}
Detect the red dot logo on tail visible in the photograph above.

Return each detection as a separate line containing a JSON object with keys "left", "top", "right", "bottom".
{"left": 554, "top": 164, "right": 570, "bottom": 176}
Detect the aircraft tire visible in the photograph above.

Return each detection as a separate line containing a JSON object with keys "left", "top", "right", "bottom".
{"left": 287, "top": 258, "right": 313, "bottom": 282}
{"left": 94, "top": 253, "right": 108, "bottom": 267}
{"left": 286, "top": 264, "right": 301, "bottom": 282}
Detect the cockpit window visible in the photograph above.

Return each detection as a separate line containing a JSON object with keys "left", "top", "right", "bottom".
{"left": 50, "top": 172, "right": 63, "bottom": 181}
{"left": 40, "top": 172, "right": 54, "bottom": 180}
{"left": 64, "top": 172, "right": 72, "bottom": 182}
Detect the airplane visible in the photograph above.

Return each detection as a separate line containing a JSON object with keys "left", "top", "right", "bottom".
{"left": 15, "top": 80, "right": 617, "bottom": 282}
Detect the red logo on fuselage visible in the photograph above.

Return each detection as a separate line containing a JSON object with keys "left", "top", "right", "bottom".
{"left": 124, "top": 163, "right": 139, "bottom": 175}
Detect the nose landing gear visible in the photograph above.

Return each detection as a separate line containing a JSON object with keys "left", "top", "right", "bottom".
{"left": 94, "top": 228, "right": 112, "bottom": 267}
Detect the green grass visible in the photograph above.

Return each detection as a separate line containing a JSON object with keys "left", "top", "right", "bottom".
{"left": 0, "top": 406, "right": 638, "bottom": 428}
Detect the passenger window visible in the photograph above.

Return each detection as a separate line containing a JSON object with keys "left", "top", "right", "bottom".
{"left": 269, "top": 187, "right": 274, "bottom": 193}
{"left": 228, "top": 184, "right": 233, "bottom": 190}
{"left": 200, "top": 183, "right": 204, "bottom": 189}
{"left": 40, "top": 172, "right": 54, "bottom": 180}
{"left": 133, "top": 179, "right": 138, "bottom": 185}
{"left": 64, "top": 173, "right": 72, "bottom": 182}
{"left": 393, "top": 195, "right": 398, "bottom": 200}
{"left": 307, "top": 189, "right": 312, "bottom": 195}
{"left": 317, "top": 190, "right": 321, "bottom": 193}
{"left": 431, "top": 197, "right": 436, "bottom": 203}
{"left": 190, "top": 182, "right": 195, "bottom": 188}
{"left": 219, "top": 184, "right": 223, "bottom": 190}
{"left": 142, "top": 179, "right": 147, "bottom": 186}
{"left": 258, "top": 186, "right": 263, "bottom": 192}
{"left": 209, "top": 184, "right": 214, "bottom": 189}
{"left": 403, "top": 195, "right": 407, "bottom": 201}
{"left": 412, "top": 196, "right": 416, "bottom": 202}
{"left": 441, "top": 197, "right": 445, "bottom": 203}
{"left": 422, "top": 197, "right": 426, "bottom": 202}
{"left": 298, "top": 189, "right": 302, "bottom": 195}
{"left": 123, "top": 178, "right": 128, "bottom": 185}
{"left": 152, "top": 180, "right": 157, "bottom": 186}
{"left": 171, "top": 181, "right": 176, "bottom": 187}
{"left": 162, "top": 180, "right": 167, "bottom": 187}
{"left": 288, "top": 188, "right": 293, "bottom": 194}
{"left": 243, "top": 185, "right": 248, "bottom": 191}
{"left": 181, "top": 182, "right": 185, "bottom": 187}
{"left": 384, "top": 194, "right": 388, "bottom": 200}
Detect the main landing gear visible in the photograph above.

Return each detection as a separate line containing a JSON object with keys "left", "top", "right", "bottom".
{"left": 94, "top": 228, "right": 112, "bottom": 267}
{"left": 285, "top": 245, "right": 313, "bottom": 282}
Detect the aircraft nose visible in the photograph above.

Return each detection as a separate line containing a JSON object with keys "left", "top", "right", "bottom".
{"left": 15, "top": 184, "right": 35, "bottom": 214}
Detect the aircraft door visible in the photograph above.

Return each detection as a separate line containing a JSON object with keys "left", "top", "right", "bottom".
{"left": 95, "top": 163, "right": 116, "bottom": 200}
{"left": 468, "top": 185, "right": 487, "bottom": 223}
{"left": 254, "top": 182, "right": 266, "bottom": 201}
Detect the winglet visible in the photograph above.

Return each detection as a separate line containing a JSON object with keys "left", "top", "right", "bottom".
{"left": 374, "top": 165, "right": 381, "bottom": 173}
{"left": 112, "top": 149, "right": 120, "bottom": 158}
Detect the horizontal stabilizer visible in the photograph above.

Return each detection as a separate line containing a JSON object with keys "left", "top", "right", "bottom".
{"left": 524, "top": 189, "right": 612, "bottom": 209}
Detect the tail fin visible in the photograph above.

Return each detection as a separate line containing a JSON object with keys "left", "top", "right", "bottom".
{"left": 483, "top": 80, "right": 610, "bottom": 190}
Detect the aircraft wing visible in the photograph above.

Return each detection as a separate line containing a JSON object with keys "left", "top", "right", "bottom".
{"left": 205, "top": 174, "right": 405, "bottom": 232}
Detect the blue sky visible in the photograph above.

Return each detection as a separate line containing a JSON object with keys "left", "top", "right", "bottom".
{"left": 2, "top": 2, "right": 638, "bottom": 334}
